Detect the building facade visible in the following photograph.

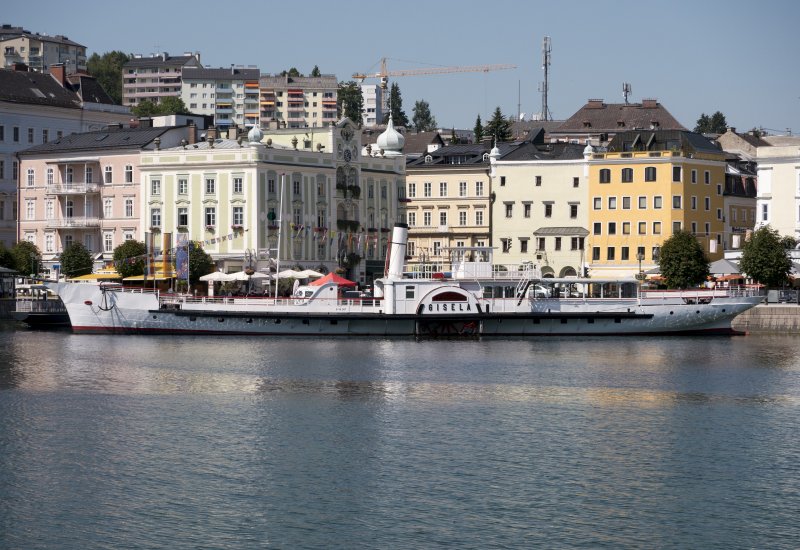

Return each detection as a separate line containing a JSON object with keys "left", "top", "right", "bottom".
{"left": 259, "top": 74, "right": 338, "bottom": 129}
{"left": 404, "top": 143, "right": 499, "bottom": 270}
{"left": 0, "top": 65, "right": 131, "bottom": 247}
{"left": 491, "top": 135, "right": 589, "bottom": 277}
{"left": 122, "top": 52, "right": 202, "bottom": 109}
{"left": 360, "top": 83, "right": 384, "bottom": 127}
{"left": 180, "top": 66, "right": 260, "bottom": 130}
{"left": 139, "top": 119, "right": 404, "bottom": 285}
{"left": 16, "top": 123, "right": 194, "bottom": 275}
{"left": 0, "top": 24, "right": 86, "bottom": 73}
{"left": 587, "top": 130, "right": 727, "bottom": 277}
{"left": 753, "top": 135, "right": 800, "bottom": 239}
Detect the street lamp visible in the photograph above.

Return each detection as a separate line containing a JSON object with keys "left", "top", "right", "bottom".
{"left": 636, "top": 252, "right": 645, "bottom": 281}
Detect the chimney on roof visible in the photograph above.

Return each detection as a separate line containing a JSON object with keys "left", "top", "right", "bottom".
{"left": 726, "top": 126, "right": 736, "bottom": 134}
{"left": 587, "top": 99, "right": 604, "bottom": 109}
{"left": 641, "top": 98, "right": 658, "bottom": 109}
{"left": 207, "top": 126, "right": 217, "bottom": 141}
{"left": 161, "top": 52, "right": 168, "bottom": 61}
{"left": 49, "top": 63, "right": 67, "bottom": 88}
{"left": 187, "top": 120, "right": 197, "bottom": 144}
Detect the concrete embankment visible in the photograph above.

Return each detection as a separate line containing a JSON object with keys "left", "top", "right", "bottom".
{"left": 732, "top": 304, "right": 800, "bottom": 333}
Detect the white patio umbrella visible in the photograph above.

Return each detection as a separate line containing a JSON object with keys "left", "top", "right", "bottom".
{"left": 199, "top": 271, "right": 237, "bottom": 282}
{"left": 277, "top": 269, "right": 302, "bottom": 278}
{"left": 295, "top": 269, "right": 324, "bottom": 279}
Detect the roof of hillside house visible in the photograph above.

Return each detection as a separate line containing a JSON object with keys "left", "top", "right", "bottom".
{"left": 17, "top": 126, "right": 173, "bottom": 155}
{"left": 66, "top": 74, "right": 116, "bottom": 105}
{"left": 259, "top": 74, "right": 338, "bottom": 88}
{"left": 181, "top": 67, "right": 260, "bottom": 81}
{"left": 500, "top": 141, "right": 587, "bottom": 161}
{"left": 124, "top": 53, "right": 200, "bottom": 68}
{"left": 555, "top": 99, "right": 686, "bottom": 134}
{"left": 606, "top": 129, "right": 721, "bottom": 154}
{"left": 510, "top": 119, "right": 563, "bottom": 140}
{"left": 406, "top": 141, "right": 521, "bottom": 167}
{"left": 0, "top": 25, "right": 85, "bottom": 48}
{"left": 0, "top": 68, "right": 80, "bottom": 108}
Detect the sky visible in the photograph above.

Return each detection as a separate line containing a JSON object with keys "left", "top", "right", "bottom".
{"left": 7, "top": 0, "right": 800, "bottom": 135}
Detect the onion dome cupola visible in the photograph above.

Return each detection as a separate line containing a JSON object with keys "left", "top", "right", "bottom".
{"left": 247, "top": 125, "right": 263, "bottom": 145}
{"left": 376, "top": 115, "right": 405, "bottom": 157}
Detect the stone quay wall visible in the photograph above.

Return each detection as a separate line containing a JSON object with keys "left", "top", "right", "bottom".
{"left": 732, "top": 304, "right": 800, "bottom": 333}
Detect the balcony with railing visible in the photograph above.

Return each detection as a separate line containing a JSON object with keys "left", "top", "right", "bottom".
{"left": 46, "top": 183, "right": 101, "bottom": 195}
{"left": 47, "top": 217, "right": 101, "bottom": 229}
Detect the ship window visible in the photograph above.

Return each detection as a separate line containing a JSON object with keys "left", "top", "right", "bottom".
{"left": 405, "top": 286, "right": 415, "bottom": 299}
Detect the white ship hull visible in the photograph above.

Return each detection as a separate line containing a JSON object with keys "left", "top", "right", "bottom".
{"left": 52, "top": 280, "right": 761, "bottom": 337}
{"left": 50, "top": 224, "right": 762, "bottom": 337}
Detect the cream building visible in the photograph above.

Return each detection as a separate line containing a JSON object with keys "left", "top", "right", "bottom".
{"left": 140, "top": 118, "right": 404, "bottom": 285}
{"left": 491, "top": 132, "right": 589, "bottom": 277}
{"left": 754, "top": 135, "right": 800, "bottom": 239}
{"left": 404, "top": 142, "right": 496, "bottom": 270}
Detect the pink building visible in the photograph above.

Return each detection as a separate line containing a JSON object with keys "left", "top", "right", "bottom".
{"left": 17, "top": 120, "right": 197, "bottom": 274}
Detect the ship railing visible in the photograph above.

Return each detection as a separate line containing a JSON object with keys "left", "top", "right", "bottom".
{"left": 640, "top": 285, "right": 763, "bottom": 300}
{"left": 167, "top": 294, "right": 385, "bottom": 312}
{"left": 14, "top": 297, "right": 67, "bottom": 313}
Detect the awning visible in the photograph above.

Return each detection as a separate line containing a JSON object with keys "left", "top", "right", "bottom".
{"left": 69, "top": 272, "right": 122, "bottom": 281}
{"left": 533, "top": 226, "right": 589, "bottom": 236}
{"left": 123, "top": 273, "right": 175, "bottom": 281}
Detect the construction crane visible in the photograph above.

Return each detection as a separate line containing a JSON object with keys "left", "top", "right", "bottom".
{"left": 353, "top": 57, "right": 516, "bottom": 90}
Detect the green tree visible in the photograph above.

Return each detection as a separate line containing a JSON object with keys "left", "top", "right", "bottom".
{"left": 10, "top": 241, "right": 41, "bottom": 276}
{"left": 739, "top": 225, "right": 792, "bottom": 287}
{"left": 156, "top": 96, "right": 191, "bottom": 115}
{"left": 449, "top": 128, "right": 460, "bottom": 145}
{"left": 383, "top": 82, "right": 409, "bottom": 127}
{"left": 484, "top": 107, "right": 512, "bottom": 142}
{"left": 113, "top": 239, "right": 147, "bottom": 278}
{"left": 337, "top": 81, "right": 364, "bottom": 125}
{"left": 188, "top": 241, "right": 215, "bottom": 282}
{"left": 131, "top": 99, "right": 160, "bottom": 118}
{"left": 0, "top": 243, "right": 14, "bottom": 269}
{"left": 694, "top": 111, "right": 728, "bottom": 134}
{"left": 412, "top": 99, "right": 437, "bottom": 132}
{"left": 658, "top": 230, "right": 709, "bottom": 289}
{"left": 86, "top": 50, "right": 130, "bottom": 104}
{"left": 780, "top": 235, "right": 797, "bottom": 249}
{"left": 310, "top": 65, "right": 321, "bottom": 77}
{"left": 59, "top": 242, "right": 94, "bottom": 278}
{"left": 132, "top": 97, "right": 191, "bottom": 118}
{"left": 280, "top": 67, "right": 301, "bottom": 77}
{"left": 473, "top": 114, "right": 484, "bottom": 143}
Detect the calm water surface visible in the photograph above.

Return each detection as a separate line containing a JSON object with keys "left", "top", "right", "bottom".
{"left": 1, "top": 323, "right": 799, "bottom": 549}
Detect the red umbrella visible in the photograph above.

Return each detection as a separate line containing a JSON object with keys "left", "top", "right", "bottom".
{"left": 308, "top": 272, "right": 357, "bottom": 287}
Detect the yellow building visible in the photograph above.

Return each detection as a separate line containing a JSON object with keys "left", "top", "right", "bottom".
{"left": 588, "top": 130, "right": 727, "bottom": 277}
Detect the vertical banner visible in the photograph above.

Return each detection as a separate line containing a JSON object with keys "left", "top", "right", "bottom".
{"left": 175, "top": 233, "right": 189, "bottom": 287}
{"left": 162, "top": 232, "right": 172, "bottom": 276}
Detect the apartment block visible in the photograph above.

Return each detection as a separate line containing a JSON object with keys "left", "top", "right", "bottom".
{"left": 0, "top": 24, "right": 86, "bottom": 73}
{"left": 259, "top": 74, "right": 338, "bottom": 129}
{"left": 122, "top": 52, "right": 202, "bottom": 108}
{"left": 181, "top": 66, "right": 260, "bottom": 130}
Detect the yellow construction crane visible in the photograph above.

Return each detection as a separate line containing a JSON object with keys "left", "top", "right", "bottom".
{"left": 352, "top": 57, "right": 516, "bottom": 89}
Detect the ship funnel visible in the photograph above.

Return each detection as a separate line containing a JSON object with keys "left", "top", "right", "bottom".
{"left": 387, "top": 223, "right": 408, "bottom": 279}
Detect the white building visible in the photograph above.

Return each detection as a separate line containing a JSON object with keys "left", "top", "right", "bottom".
{"left": 754, "top": 135, "right": 800, "bottom": 239}
{"left": 180, "top": 66, "right": 260, "bottom": 131}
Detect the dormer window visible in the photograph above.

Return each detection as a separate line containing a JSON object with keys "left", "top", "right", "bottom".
{"left": 424, "top": 154, "right": 433, "bottom": 164}
{"left": 482, "top": 153, "right": 490, "bottom": 162}
{"left": 582, "top": 120, "right": 591, "bottom": 128}
{"left": 617, "top": 120, "right": 625, "bottom": 128}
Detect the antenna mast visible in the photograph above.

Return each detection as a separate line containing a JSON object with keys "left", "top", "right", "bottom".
{"left": 623, "top": 82, "right": 632, "bottom": 104}
{"left": 539, "top": 36, "right": 552, "bottom": 121}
